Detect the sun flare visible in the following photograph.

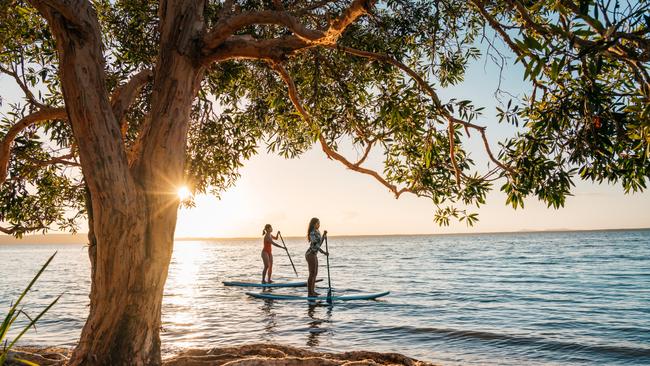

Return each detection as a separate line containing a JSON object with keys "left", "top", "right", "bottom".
{"left": 177, "top": 186, "right": 191, "bottom": 201}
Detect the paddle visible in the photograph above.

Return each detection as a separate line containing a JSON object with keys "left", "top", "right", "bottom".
{"left": 278, "top": 232, "right": 298, "bottom": 277}
{"left": 325, "top": 235, "right": 332, "bottom": 304}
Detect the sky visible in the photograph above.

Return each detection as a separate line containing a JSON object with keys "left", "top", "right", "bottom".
{"left": 174, "top": 146, "right": 650, "bottom": 238}
{"left": 2, "top": 38, "right": 650, "bottom": 239}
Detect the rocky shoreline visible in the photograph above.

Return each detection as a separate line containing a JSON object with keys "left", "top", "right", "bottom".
{"left": 10, "top": 343, "right": 435, "bottom": 365}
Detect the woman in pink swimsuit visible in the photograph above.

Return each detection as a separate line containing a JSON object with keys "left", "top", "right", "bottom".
{"left": 261, "top": 224, "right": 284, "bottom": 283}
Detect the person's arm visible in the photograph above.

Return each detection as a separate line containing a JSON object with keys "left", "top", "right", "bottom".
{"left": 274, "top": 231, "right": 285, "bottom": 248}
{"left": 318, "top": 231, "right": 329, "bottom": 256}
{"left": 266, "top": 233, "right": 284, "bottom": 248}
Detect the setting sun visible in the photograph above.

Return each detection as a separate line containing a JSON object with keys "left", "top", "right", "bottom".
{"left": 177, "top": 186, "right": 191, "bottom": 201}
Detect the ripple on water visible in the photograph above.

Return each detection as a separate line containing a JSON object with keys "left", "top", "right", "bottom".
{"left": 1, "top": 231, "right": 650, "bottom": 365}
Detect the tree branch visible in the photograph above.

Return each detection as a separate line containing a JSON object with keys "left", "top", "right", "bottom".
{"left": 110, "top": 69, "right": 153, "bottom": 137}
{"left": 323, "top": 0, "right": 376, "bottom": 42}
{"left": 328, "top": 44, "right": 513, "bottom": 174}
{"left": 470, "top": 0, "right": 523, "bottom": 57}
{"left": 0, "top": 223, "right": 48, "bottom": 235}
{"left": 0, "top": 64, "right": 46, "bottom": 109}
{"left": 317, "top": 134, "right": 413, "bottom": 198}
{"left": 26, "top": 152, "right": 80, "bottom": 167}
{"left": 503, "top": 0, "right": 649, "bottom": 62}
{"left": 354, "top": 139, "right": 375, "bottom": 167}
{"left": 204, "top": 10, "right": 324, "bottom": 49}
{"left": 0, "top": 107, "right": 67, "bottom": 185}
{"left": 446, "top": 114, "right": 512, "bottom": 174}
{"left": 269, "top": 60, "right": 413, "bottom": 198}
{"left": 327, "top": 44, "right": 443, "bottom": 107}
{"left": 0, "top": 68, "right": 154, "bottom": 188}
{"left": 206, "top": 14, "right": 513, "bottom": 179}
{"left": 559, "top": 1, "right": 605, "bottom": 34}
{"left": 202, "top": 35, "right": 312, "bottom": 64}
{"left": 28, "top": 0, "right": 90, "bottom": 28}
{"left": 504, "top": 0, "right": 551, "bottom": 36}
{"left": 202, "top": 0, "right": 376, "bottom": 61}
{"left": 448, "top": 121, "right": 461, "bottom": 189}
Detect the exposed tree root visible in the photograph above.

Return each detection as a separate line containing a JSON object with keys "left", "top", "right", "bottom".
{"left": 6, "top": 347, "right": 70, "bottom": 365}
{"left": 11, "top": 344, "right": 434, "bottom": 366}
{"left": 164, "top": 344, "right": 434, "bottom": 366}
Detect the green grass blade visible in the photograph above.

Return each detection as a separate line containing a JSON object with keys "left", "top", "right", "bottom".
{"left": 0, "top": 311, "right": 20, "bottom": 346}
{"left": 6, "top": 294, "right": 62, "bottom": 351}
{"left": 15, "top": 357, "right": 40, "bottom": 366}
{"left": 0, "top": 305, "right": 18, "bottom": 343}
{"left": 1, "top": 252, "right": 59, "bottom": 363}
{"left": 1, "top": 252, "right": 56, "bottom": 344}
{"left": 1, "top": 310, "right": 12, "bottom": 339}
{"left": 11, "top": 252, "right": 57, "bottom": 311}
{"left": 17, "top": 310, "right": 36, "bottom": 333}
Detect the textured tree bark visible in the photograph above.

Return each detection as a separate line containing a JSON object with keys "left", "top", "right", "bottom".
{"left": 27, "top": 0, "right": 204, "bottom": 364}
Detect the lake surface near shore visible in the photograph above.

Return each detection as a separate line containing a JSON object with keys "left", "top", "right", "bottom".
{"left": 1, "top": 230, "right": 649, "bottom": 365}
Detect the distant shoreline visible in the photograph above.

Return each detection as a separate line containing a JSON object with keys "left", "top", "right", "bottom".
{"left": 1, "top": 226, "right": 648, "bottom": 245}
{"left": 0, "top": 233, "right": 90, "bottom": 245}
{"left": 174, "top": 227, "right": 650, "bottom": 241}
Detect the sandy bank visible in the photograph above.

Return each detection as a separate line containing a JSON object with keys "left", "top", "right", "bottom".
{"left": 10, "top": 343, "right": 435, "bottom": 365}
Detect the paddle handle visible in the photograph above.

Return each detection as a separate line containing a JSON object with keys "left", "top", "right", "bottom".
{"left": 279, "top": 233, "right": 298, "bottom": 277}
{"left": 325, "top": 235, "right": 332, "bottom": 303}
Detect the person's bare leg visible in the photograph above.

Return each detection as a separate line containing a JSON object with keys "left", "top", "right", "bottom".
{"left": 312, "top": 257, "right": 319, "bottom": 296}
{"left": 261, "top": 251, "right": 270, "bottom": 283}
{"left": 306, "top": 253, "right": 316, "bottom": 296}
{"left": 267, "top": 254, "right": 274, "bottom": 283}
{"left": 306, "top": 254, "right": 320, "bottom": 296}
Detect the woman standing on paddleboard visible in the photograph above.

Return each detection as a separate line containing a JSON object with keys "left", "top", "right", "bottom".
{"left": 262, "top": 224, "right": 284, "bottom": 283}
{"left": 306, "top": 218, "right": 329, "bottom": 297}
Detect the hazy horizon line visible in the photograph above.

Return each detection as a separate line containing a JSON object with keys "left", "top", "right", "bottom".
{"left": 176, "top": 226, "right": 650, "bottom": 241}
{"left": 1, "top": 226, "right": 648, "bottom": 244}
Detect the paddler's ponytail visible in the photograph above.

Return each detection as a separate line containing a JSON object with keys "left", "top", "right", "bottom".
{"left": 262, "top": 224, "right": 272, "bottom": 236}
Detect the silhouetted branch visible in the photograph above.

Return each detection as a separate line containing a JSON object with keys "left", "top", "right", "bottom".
{"left": 269, "top": 60, "right": 414, "bottom": 198}
{"left": 0, "top": 107, "right": 67, "bottom": 185}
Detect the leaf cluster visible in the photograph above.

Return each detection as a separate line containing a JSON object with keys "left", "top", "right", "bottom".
{"left": 487, "top": 0, "right": 649, "bottom": 208}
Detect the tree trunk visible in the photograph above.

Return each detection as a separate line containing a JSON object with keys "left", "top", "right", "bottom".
{"left": 28, "top": 1, "right": 205, "bottom": 365}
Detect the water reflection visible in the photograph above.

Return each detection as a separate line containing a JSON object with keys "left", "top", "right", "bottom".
{"left": 306, "top": 304, "right": 331, "bottom": 347}
{"left": 162, "top": 241, "right": 204, "bottom": 345}
{"left": 260, "top": 299, "right": 277, "bottom": 341}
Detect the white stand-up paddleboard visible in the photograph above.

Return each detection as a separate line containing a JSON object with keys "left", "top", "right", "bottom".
{"left": 223, "top": 279, "right": 323, "bottom": 288}
{"left": 245, "top": 291, "right": 390, "bottom": 301}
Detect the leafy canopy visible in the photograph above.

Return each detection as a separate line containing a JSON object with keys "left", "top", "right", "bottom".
{"left": 0, "top": 0, "right": 648, "bottom": 235}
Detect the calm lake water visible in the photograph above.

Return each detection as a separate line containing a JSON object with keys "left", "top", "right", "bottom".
{"left": 1, "top": 230, "right": 649, "bottom": 365}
